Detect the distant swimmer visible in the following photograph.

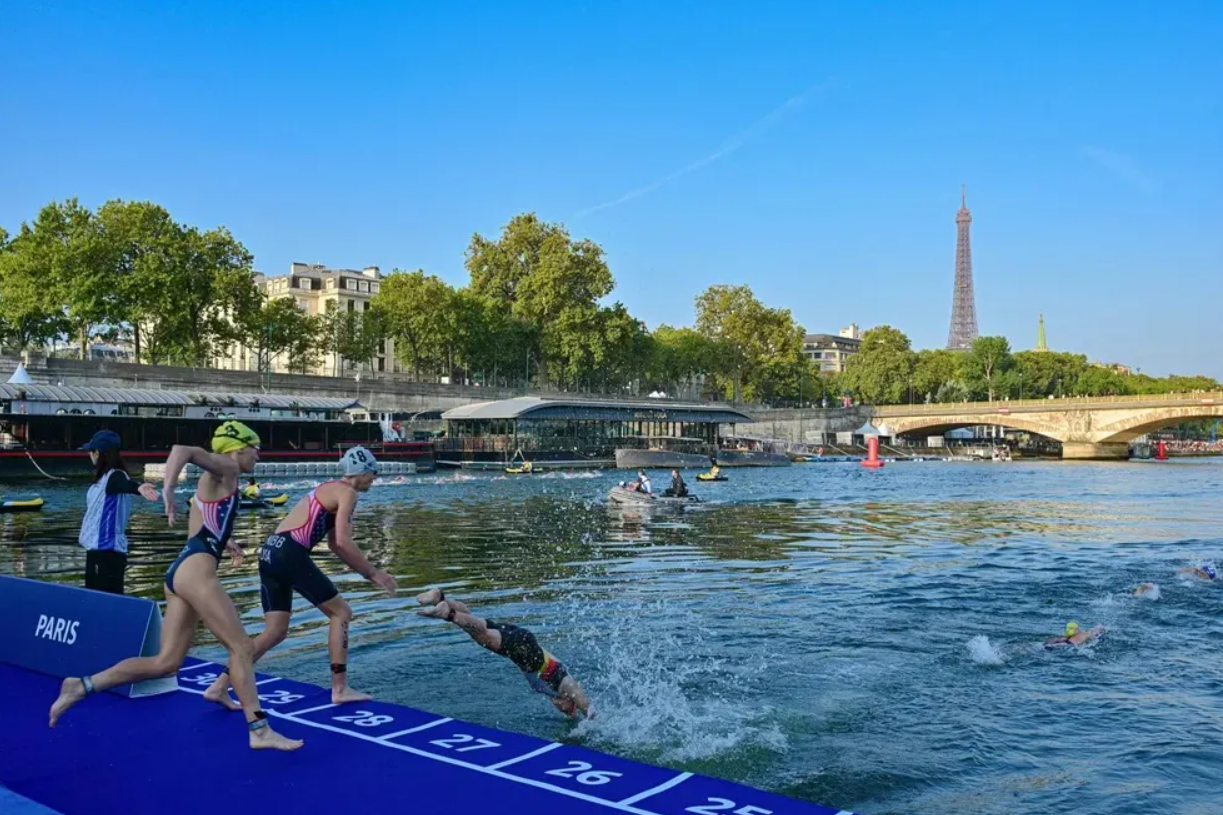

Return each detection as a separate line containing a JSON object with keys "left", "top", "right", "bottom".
{"left": 1176, "top": 565, "right": 1217, "bottom": 581}
{"left": 50, "top": 421, "right": 302, "bottom": 750}
{"left": 1045, "top": 620, "right": 1105, "bottom": 648}
{"left": 416, "top": 588, "right": 593, "bottom": 719}
{"left": 1133, "top": 582, "right": 1160, "bottom": 598}
{"left": 203, "top": 446, "right": 396, "bottom": 708}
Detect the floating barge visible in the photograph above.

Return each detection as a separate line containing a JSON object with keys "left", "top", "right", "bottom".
{"left": 0, "top": 384, "right": 434, "bottom": 477}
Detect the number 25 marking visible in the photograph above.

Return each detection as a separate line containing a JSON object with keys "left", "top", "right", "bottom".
{"left": 544, "top": 760, "right": 623, "bottom": 786}
{"left": 686, "top": 799, "right": 774, "bottom": 815}
{"left": 428, "top": 733, "right": 502, "bottom": 752}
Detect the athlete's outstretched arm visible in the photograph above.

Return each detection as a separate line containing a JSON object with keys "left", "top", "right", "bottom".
{"left": 327, "top": 488, "right": 396, "bottom": 594}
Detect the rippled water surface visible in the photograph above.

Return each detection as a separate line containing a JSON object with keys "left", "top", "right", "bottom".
{"left": 4, "top": 460, "right": 1223, "bottom": 815}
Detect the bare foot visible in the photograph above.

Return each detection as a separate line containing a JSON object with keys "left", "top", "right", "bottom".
{"left": 416, "top": 600, "right": 451, "bottom": 619}
{"left": 416, "top": 587, "right": 444, "bottom": 605}
{"left": 250, "top": 725, "right": 304, "bottom": 751}
{"left": 203, "top": 678, "right": 243, "bottom": 711}
{"left": 332, "top": 686, "right": 373, "bottom": 704}
{"left": 49, "top": 677, "right": 87, "bottom": 727}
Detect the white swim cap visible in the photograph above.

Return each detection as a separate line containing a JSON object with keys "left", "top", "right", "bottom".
{"left": 342, "top": 446, "right": 378, "bottom": 476}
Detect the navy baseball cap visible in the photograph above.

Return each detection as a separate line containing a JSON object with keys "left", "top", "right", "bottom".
{"left": 80, "top": 430, "right": 122, "bottom": 452}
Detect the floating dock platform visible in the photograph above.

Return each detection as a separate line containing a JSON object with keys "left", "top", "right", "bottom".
{"left": 0, "top": 658, "right": 858, "bottom": 815}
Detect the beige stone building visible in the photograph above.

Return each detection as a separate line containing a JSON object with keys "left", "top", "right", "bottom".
{"left": 213, "top": 262, "right": 404, "bottom": 376}
{"left": 802, "top": 323, "right": 862, "bottom": 374}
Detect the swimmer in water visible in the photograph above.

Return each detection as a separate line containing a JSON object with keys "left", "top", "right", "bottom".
{"left": 50, "top": 421, "right": 302, "bottom": 750}
{"left": 1133, "top": 582, "right": 1159, "bottom": 598}
{"left": 1176, "top": 565, "right": 1217, "bottom": 581}
{"left": 415, "top": 588, "right": 593, "bottom": 719}
{"left": 1045, "top": 620, "right": 1105, "bottom": 647}
{"left": 202, "top": 446, "right": 396, "bottom": 708}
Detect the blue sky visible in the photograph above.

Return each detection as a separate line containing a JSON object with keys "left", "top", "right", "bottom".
{"left": 2, "top": 1, "right": 1220, "bottom": 376}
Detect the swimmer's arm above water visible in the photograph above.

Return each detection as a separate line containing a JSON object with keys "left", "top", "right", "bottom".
{"left": 326, "top": 488, "right": 396, "bottom": 594}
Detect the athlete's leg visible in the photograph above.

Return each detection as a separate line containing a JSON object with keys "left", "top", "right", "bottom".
{"left": 50, "top": 587, "right": 198, "bottom": 727}
{"left": 202, "top": 611, "right": 290, "bottom": 709}
{"left": 418, "top": 600, "right": 501, "bottom": 651}
{"left": 318, "top": 596, "right": 371, "bottom": 703}
{"left": 172, "top": 556, "right": 302, "bottom": 751}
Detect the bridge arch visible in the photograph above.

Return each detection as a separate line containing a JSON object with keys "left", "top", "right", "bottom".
{"left": 1093, "top": 405, "right": 1223, "bottom": 443}
{"left": 884, "top": 414, "right": 1065, "bottom": 441}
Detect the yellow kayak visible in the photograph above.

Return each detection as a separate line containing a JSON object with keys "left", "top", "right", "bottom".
{"left": 696, "top": 473, "right": 728, "bottom": 482}
{"left": 0, "top": 497, "right": 44, "bottom": 512}
{"left": 240, "top": 493, "right": 289, "bottom": 509}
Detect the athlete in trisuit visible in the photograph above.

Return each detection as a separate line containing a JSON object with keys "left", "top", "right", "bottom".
{"left": 416, "top": 588, "right": 593, "bottom": 718}
{"left": 50, "top": 422, "right": 302, "bottom": 750}
{"left": 203, "top": 446, "right": 396, "bottom": 707}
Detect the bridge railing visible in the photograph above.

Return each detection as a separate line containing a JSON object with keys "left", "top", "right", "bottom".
{"left": 871, "top": 391, "right": 1223, "bottom": 416}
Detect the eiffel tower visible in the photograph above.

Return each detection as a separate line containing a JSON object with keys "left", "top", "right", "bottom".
{"left": 946, "top": 185, "right": 978, "bottom": 350}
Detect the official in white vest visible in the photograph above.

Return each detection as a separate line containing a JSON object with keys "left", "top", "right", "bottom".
{"left": 78, "top": 430, "right": 159, "bottom": 594}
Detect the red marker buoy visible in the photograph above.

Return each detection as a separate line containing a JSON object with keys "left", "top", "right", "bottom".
{"left": 861, "top": 436, "right": 884, "bottom": 468}
{"left": 1155, "top": 440, "right": 1168, "bottom": 461}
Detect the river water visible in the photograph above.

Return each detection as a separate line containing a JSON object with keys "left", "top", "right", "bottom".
{"left": 3, "top": 460, "right": 1222, "bottom": 815}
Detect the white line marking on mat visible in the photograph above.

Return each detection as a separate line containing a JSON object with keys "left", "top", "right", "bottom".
{"left": 379, "top": 718, "right": 453, "bottom": 740}
{"left": 619, "top": 773, "right": 693, "bottom": 806}
{"left": 485, "top": 742, "right": 561, "bottom": 770}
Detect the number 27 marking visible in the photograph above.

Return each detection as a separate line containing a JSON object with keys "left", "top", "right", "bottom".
{"left": 686, "top": 798, "right": 774, "bottom": 815}
{"left": 428, "top": 733, "right": 501, "bottom": 752}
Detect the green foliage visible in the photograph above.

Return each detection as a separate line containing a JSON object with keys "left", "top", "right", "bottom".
{"left": 963, "top": 336, "right": 1013, "bottom": 401}
{"left": 694, "top": 284, "right": 807, "bottom": 402}
{"left": 911, "top": 348, "right": 962, "bottom": 402}
{"left": 467, "top": 213, "right": 613, "bottom": 386}
{"left": 842, "top": 325, "right": 914, "bottom": 405}
{"left": 374, "top": 269, "right": 456, "bottom": 379}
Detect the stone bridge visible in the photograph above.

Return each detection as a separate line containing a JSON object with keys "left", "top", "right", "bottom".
{"left": 872, "top": 392, "right": 1223, "bottom": 459}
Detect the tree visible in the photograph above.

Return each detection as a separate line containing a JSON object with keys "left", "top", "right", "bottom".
{"left": 467, "top": 213, "right": 613, "bottom": 386}
{"left": 374, "top": 269, "right": 455, "bottom": 380}
{"left": 1073, "top": 365, "right": 1131, "bottom": 397}
{"left": 321, "top": 302, "right": 384, "bottom": 375}
{"left": 911, "top": 348, "right": 962, "bottom": 404}
{"left": 94, "top": 200, "right": 181, "bottom": 362}
{"left": 963, "top": 336, "right": 1013, "bottom": 401}
{"left": 0, "top": 226, "right": 69, "bottom": 351}
{"left": 842, "top": 325, "right": 914, "bottom": 405}
{"left": 694, "top": 284, "right": 806, "bottom": 402}
{"left": 1012, "top": 351, "right": 1088, "bottom": 399}
{"left": 650, "top": 325, "right": 720, "bottom": 400}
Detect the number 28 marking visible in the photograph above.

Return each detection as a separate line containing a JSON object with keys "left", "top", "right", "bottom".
{"left": 685, "top": 799, "right": 773, "bottom": 815}
{"left": 333, "top": 711, "right": 393, "bottom": 727}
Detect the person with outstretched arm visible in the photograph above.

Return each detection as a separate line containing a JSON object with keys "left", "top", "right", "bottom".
{"left": 203, "top": 446, "right": 397, "bottom": 707}
{"left": 50, "top": 421, "right": 303, "bottom": 751}
{"left": 77, "top": 430, "right": 160, "bottom": 595}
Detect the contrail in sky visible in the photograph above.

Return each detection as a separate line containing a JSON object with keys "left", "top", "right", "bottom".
{"left": 574, "top": 78, "right": 837, "bottom": 219}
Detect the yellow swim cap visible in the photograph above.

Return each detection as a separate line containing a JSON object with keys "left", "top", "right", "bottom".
{"left": 212, "top": 420, "right": 261, "bottom": 454}
{"left": 1065, "top": 621, "right": 1079, "bottom": 637}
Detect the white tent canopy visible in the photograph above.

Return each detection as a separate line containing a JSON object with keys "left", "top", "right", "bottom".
{"left": 854, "top": 421, "right": 884, "bottom": 436}
{"left": 6, "top": 364, "right": 33, "bottom": 385}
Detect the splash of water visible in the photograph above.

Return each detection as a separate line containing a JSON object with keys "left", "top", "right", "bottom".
{"left": 967, "top": 634, "right": 1005, "bottom": 665}
{"left": 571, "top": 599, "right": 787, "bottom": 761}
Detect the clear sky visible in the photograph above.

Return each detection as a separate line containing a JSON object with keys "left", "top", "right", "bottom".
{"left": 2, "top": 1, "right": 1220, "bottom": 376}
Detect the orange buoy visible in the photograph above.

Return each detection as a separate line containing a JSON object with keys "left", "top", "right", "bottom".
{"left": 1155, "top": 440, "right": 1168, "bottom": 461}
{"left": 861, "top": 436, "right": 884, "bottom": 468}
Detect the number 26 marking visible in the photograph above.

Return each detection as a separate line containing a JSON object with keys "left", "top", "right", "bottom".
{"left": 428, "top": 733, "right": 502, "bottom": 752}
{"left": 686, "top": 799, "right": 774, "bottom": 815}
{"left": 544, "top": 760, "right": 623, "bottom": 786}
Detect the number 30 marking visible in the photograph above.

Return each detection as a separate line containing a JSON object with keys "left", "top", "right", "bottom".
{"left": 686, "top": 799, "right": 774, "bottom": 815}
{"left": 544, "top": 760, "right": 623, "bottom": 786}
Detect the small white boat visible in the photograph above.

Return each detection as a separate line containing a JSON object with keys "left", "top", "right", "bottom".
{"left": 607, "top": 486, "right": 701, "bottom": 506}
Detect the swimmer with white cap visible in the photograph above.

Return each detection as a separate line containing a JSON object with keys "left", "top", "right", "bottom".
{"left": 203, "top": 445, "right": 397, "bottom": 709}
{"left": 1176, "top": 564, "right": 1217, "bottom": 581}
{"left": 1045, "top": 620, "right": 1106, "bottom": 648}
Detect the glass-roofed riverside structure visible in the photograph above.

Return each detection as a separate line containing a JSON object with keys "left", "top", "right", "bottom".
{"left": 436, "top": 397, "right": 760, "bottom": 469}
{"left": 0, "top": 384, "right": 433, "bottom": 477}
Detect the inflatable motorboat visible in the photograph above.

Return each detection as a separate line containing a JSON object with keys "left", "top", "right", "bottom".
{"left": 607, "top": 486, "right": 701, "bottom": 505}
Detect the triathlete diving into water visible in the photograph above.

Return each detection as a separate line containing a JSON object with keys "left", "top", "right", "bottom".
{"left": 49, "top": 421, "right": 303, "bottom": 750}
{"left": 416, "top": 588, "right": 593, "bottom": 719}
{"left": 203, "top": 446, "right": 397, "bottom": 708}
